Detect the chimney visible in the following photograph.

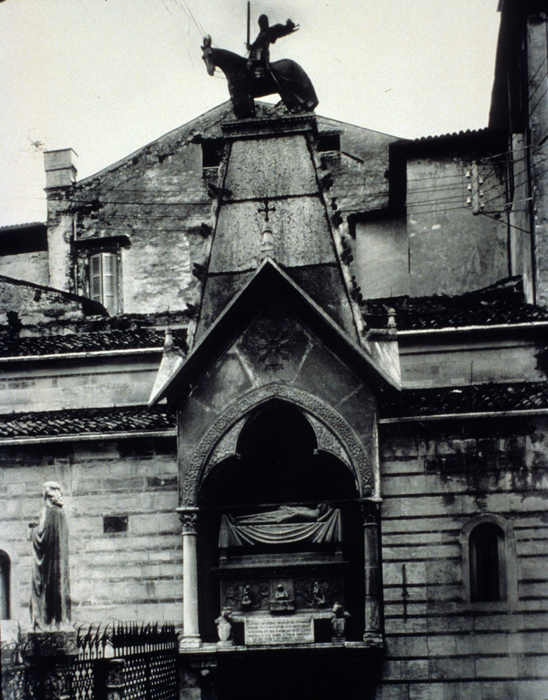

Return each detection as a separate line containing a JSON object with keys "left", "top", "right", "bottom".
{"left": 44, "top": 149, "right": 78, "bottom": 189}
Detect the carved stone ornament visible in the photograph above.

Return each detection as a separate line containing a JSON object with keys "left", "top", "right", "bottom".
{"left": 306, "top": 414, "right": 352, "bottom": 469}
{"left": 294, "top": 579, "right": 341, "bottom": 610}
{"left": 182, "top": 384, "right": 373, "bottom": 506}
{"left": 178, "top": 510, "right": 198, "bottom": 534}
{"left": 215, "top": 610, "right": 233, "bottom": 644}
{"left": 223, "top": 582, "right": 270, "bottom": 612}
{"left": 246, "top": 319, "right": 296, "bottom": 370}
{"left": 205, "top": 418, "right": 246, "bottom": 476}
{"left": 28, "top": 631, "right": 78, "bottom": 657}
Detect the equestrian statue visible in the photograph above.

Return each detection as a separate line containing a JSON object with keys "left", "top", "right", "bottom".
{"left": 201, "top": 13, "right": 318, "bottom": 119}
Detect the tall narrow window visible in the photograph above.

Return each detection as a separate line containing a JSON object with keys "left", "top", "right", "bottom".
{"left": 0, "top": 550, "right": 10, "bottom": 619}
{"left": 89, "top": 252, "right": 119, "bottom": 314}
{"left": 469, "top": 522, "right": 505, "bottom": 602}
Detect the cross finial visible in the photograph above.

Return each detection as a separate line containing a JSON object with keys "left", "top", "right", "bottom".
{"left": 258, "top": 198, "right": 276, "bottom": 222}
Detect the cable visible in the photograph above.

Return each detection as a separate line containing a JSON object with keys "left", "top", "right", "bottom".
{"left": 478, "top": 211, "right": 532, "bottom": 236}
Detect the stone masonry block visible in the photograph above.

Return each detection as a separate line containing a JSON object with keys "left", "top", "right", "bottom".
{"left": 427, "top": 635, "right": 458, "bottom": 657}
{"left": 408, "top": 682, "right": 446, "bottom": 700}
{"left": 428, "top": 657, "right": 475, "bottom": 680}
{"left": 401, "top": 659, "right": 429, "bottom": 681}
{"left": 376, "top": 685, "right": 408, "bottom": 700}
{"left": 480, "top": 681, "right": 519, "bottom": 700}
{"left": 516, "top": 680, "right": 548, "bottom": 700}
{"left": 475, "top": 656, "right": 518, "bottom": 679}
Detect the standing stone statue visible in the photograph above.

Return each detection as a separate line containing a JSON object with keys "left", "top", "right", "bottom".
{"left": 30, "top": 482, "right": 71, "bottom": 630}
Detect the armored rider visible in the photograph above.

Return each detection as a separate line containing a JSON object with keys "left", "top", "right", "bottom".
{"left": 246, "top": 14, "right": 298, "bottom": 80}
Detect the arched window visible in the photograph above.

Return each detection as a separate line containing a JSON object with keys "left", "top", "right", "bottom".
{"left": 469, "top": 522, "right": 506, "bottom": 602}
{"left": 0, "top": 550, "right": 10, "bottom": 619}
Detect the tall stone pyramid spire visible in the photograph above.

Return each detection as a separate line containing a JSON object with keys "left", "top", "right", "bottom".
{"left": 194, "top": 114, "right": 364, "bottom": 344}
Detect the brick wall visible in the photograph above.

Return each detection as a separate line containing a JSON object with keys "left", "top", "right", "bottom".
{"left": 378, "top": 416, "right": 548, "bottom": 700}
{"left": 0, "top": 436, "right": 182, "bottom": 639}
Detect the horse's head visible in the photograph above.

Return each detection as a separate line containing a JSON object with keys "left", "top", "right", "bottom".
{"left": 201, "top": 35, "right": 216, "bottom": 77}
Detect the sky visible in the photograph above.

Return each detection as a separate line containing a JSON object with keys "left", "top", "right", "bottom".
{"left": 0, "top": 0, "right": 501, "bottom": 227}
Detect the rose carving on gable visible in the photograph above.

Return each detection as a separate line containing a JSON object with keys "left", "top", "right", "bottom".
{"left": 247, "top": 319, "right": 296, "bottom": 370}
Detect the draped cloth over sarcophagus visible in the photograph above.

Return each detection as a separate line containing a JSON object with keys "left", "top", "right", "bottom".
{"left": 219, "top": 505, "right": 342, "bottom": 548}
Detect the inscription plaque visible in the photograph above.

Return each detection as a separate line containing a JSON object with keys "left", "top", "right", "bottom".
{"left": 245, "top": 615, "right": 314, "bottom": 645}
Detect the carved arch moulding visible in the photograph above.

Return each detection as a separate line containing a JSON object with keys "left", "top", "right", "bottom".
{"left": 181, "top": 383, "right": 374, "bottom": 506}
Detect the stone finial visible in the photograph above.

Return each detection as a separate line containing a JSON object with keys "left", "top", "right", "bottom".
{"left": 148, "top": 328, "right": 185, "bottom": 406}
{"left": 261, "top": 228, "right": 275, "bottom": 259}
{"left": 387, "top": 308, "right": 397, "bottom": 330}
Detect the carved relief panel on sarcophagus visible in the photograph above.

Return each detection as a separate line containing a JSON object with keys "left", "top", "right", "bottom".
{"left": 216, "top": 503, "right": 349, "bottom": 645}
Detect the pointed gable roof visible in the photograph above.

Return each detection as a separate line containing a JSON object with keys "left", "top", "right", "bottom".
{"left": 149, "top": 258, "right": 400, "bottom": 406}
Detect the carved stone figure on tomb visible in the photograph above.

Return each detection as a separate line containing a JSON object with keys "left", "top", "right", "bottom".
{"left": 270, "top": 580, "right": 295, "bottom": 612}
{"left": 241, "top": 585, "right": 253, "bottom": 608}
{"left": 275, "top": 584, "right": 289, "bottom": 599}
{"left": 235, "top": 503, "right": 329, "bottom": 524}
{"left": 313, "top": 581, "right": 326, "bottom": 606}
{"left": 215, "top": 609, "right": 233, "bottom": 644}
{"left": 331, "top": 602, "right": 350, "bottom": 643}
{"left": 219, "top": 503, "right": 342, "bottom": 548}
{"left": 29, "top": 482, "right": 71, "bottom": 630}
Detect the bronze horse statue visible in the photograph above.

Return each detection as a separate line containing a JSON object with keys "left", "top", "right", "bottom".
{"left": 201, "top": 35, "right": 318, "bottom": 119}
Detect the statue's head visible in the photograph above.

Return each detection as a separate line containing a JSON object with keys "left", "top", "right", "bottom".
{"left": 258, "top": 14, "right": 269, "bottom": 30}
{"left": 43, "top": 481, "right": 63, "bottom": 507}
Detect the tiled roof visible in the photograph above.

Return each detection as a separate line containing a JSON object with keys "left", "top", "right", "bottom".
{"left": 362, "top": 278, "right": 548, "bottom": 331}
{"left": 0, "top": 405, "right": 176, "bottom": 439}
{"left": 0, "top": 328, "right": 188, "bottom": 358}
{"left": 0, "top": 222, "right": 46, "bottom": 232}
{"left": 381, "top": 381, "right": 548, "bottom": 419}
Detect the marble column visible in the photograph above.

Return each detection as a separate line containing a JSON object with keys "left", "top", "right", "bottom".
{"left": 361, "top": 500, "right": 382, "bottom": 643}
{"left": 177, "top": 507, "right": 201, "bottom": 647}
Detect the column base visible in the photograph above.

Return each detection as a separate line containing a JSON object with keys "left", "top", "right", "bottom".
{"left": 362, "top": 632, "right": 383, "bottom": 646}
{"left": 180, "top": 635, "right": 202, "bottom": 650}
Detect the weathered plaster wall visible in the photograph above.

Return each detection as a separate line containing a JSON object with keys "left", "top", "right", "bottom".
{"left": 72, "top": 137, "right": 212, "bottom": 315}
{"left": 0, "top": 253, "right": 49, "bottom": 287}
{"left": 378, "top": 416, "right": 548, "bottom": 700}
{"left": 0, "top": 437, "right": 181, "bottom": 638}
{"left": 355, "top": 218, "right": 408, "bottom": 299}
{"left": 43, "top": 105, "right": 399, "bottom": 317}
{"left": 352, "top": 152, "right": 508, "bottom": 302}
{"left": 527, "top": 14, "right": 548, "bottom": 306}
{"left": 407, "top": 155, "right": 507, "bottom": 298}
{"left": 0, "top": 277, "right": 98, "bottom": 327}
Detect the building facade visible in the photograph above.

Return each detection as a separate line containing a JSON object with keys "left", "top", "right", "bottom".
{"left": 1, "top": 3, "right": 548, "bottom": 699}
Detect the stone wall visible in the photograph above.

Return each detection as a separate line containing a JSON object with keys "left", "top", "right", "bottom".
{"left": 378, "top": 415, "right": 548, "bottom": 700}
{"left": 0, "top": 354, "right": 162, "bottom": 414}
{"left": 0, "top": 436, "right": 181, "bottom": 638}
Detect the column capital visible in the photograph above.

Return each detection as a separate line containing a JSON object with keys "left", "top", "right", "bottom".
{"left": 359, "top": 497, "right": 381, "bottom": 523}
{"left": 176, "top": 506, "right": 199, "bottom": 534}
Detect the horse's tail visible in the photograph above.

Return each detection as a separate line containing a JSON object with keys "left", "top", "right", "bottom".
{"left": 270, "top": 59, "right": 319, "bottom": 113}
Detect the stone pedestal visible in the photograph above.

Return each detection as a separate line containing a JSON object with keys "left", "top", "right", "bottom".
{"left": 105, "top": 658, "right": 126, "bottom": 700}
{"left": 27, "top": 631, "right": 77, "bottom": 700}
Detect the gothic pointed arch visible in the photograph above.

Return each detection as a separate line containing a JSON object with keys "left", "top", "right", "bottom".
{"left": 180, "top": 383, "right": 375, "bottom": 506}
